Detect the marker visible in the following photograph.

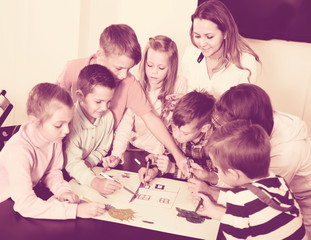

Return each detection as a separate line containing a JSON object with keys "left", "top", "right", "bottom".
{"left": 142, "top": 220, "right": 154, "bottom": 224}
{"left": 186, "top": 157, "right": 193, "bottom": 178}
{"left": 100, "top": 171, "right": 136, "bottom": 196}
{"left": 134, "top": 158, "right": 141, "bottom": 165}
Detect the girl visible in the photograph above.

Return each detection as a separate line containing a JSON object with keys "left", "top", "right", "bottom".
{"left": 181, "top": 0, "right": 261, "bottom": 99}
{"left": 107, "top": 35, "right": 187, "bottom": 164}
{"left": 0, "top": 82, "right": 106, "bottom": 219}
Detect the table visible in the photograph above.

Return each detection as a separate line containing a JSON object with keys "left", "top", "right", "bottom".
{"left": 0, "top": 150, "right": 220, "bottom": 240}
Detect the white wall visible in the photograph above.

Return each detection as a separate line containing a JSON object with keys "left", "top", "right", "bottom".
{"left": 0, "top": 0, "right": 80, "bottom": 125}
{"left": 1, "top": 0, "right": 311, "bottom": 134}
{"left": 246, "top": 39, "right": 311, "bottom": 134}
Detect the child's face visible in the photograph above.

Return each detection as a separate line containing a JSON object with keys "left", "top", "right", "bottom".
{"left": 210, "top": 154, "right": 237, "bottom": 187}
{"left": 172, "top": 119, "right": 203, "bottom": 144}
{"left": 98, "top": 51, "right": 135, "bottom": 81}
{"left": 192, "top": 18, "right": 225, "bottom": 59}
{"left": 145, "top": 48, "right": 169, "bottom": 87}
{"left": 79, "top": 85, "right": 115, "bottom": 124}
{"left": 38, "top": 103, "right": 73, "bottom": 143}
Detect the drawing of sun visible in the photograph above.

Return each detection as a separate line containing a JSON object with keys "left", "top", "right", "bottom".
{"left": 108, "top": 208, "right": 136, "bottom": 221}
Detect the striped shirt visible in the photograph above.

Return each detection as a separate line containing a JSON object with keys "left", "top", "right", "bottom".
{"left": 217, "top": 175, "right": 306, "bottom": 239}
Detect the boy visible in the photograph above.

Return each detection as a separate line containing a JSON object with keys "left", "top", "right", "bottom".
{"left": 196, "top": 120, "right": 306, "bottom": 239}
{"left": 57, "top": 24, "right": 186, "bottom": 171}
{"left": 65, "top": 64, "right": 122, "bottom": 196}
{"left": 139, "top": 91, "right": 218, "bottom": 183}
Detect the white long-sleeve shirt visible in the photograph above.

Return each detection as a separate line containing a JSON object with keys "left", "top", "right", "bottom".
{"left": 181, "top": 45, "right": 259, "bottom": 99}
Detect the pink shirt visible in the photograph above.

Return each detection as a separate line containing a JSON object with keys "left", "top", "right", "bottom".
{"left": 56, "top": 55, "right": 152, "bottom": 128}
{"left": 0, "top": 122, "right": 77, "bottom": 219}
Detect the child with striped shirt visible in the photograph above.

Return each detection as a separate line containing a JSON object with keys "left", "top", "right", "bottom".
{"left": 196, "top": 120, "right": 306, "bottom": 240}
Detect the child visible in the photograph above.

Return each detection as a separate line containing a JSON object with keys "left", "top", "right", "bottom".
{"left": 0, "top": 83, "right": 106, "bottom": 219}
{"left": 139, "top": 90, "right": 218, "bottom": 184}
{"left": 56, "top": 24, "right": 187, "bottom": 173}
{"left": 65, "top": 64, "right": 122, "bottom": 196}
{"left": 196, "top": 120, "right": 306, "bottom": 239}
{"left": 110, "top": 35, "right": 187, "bottom": 162}
{"left": 209, "top": 83, "right": 311, "bottom": 238}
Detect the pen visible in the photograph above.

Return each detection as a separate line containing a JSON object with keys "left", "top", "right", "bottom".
{"left": 194, "top": 197, "right": 203, "bottom": 212}
{"left": 186, "top": 157, "right": 193, "bottom": 178}
{"left": 144, "top": 159, "right": 151, "bottom": 187}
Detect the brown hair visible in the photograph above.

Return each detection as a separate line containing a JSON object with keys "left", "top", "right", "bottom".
{"left": 77, "top": 64, "right": 116, "bottom": 96}
{"left": 27, "top": 82, "right": 73, "bottom": 123}
{"left": 190, "top": 0, "right": 260, "bottom": 80}
{"left": 99, "top": 24, "right": 141, "bottom": 65}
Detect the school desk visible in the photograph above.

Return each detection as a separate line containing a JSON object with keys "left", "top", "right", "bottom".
{"left": 0, "top": 150, "right": 221, "bottom": 240}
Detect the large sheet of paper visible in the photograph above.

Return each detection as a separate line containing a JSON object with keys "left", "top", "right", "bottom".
{"left": 70, "top": 167, "right": 220, "bottom": 239}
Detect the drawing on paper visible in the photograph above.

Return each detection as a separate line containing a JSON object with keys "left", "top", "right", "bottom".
{"left": 108, "top": 208, "right": 136, "bottom": 221}
{"left": 176, "top": 207, "right": 210, "bottom": 224}
{"left": 132, "top": 182, "right": 179, "bottom": 208}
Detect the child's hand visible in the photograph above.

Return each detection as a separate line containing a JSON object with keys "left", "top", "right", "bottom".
{"left": 163, "top": 93, "right": 184, "bottom": 112}
{"left": 138, "top": 166, "right": 158, "bottom": 184}
{"left": 145, "top": 153, "right": 158, "bottom": 165}
{"left": 190, "top": 162, "right": 209, "bottom": 180}
{"left": 76, "top": 202, "right": 106, "bottom": 218}
{"left": 102, "top": 155, "right": 121, "bottom": 171}
{"left": 91, "top": 177, "right": 122, "bottom": 196}
{"left": 58, "top": 191, "right": 80, "bottom": 203}
{"left": 187, "top": 177, "right": 210, "bottom": 194}
{"left": 195, "top": 193, "right": 225, "bottom": 221}
{"left": 155, "top": 155, "right": 174, "bottom": 174}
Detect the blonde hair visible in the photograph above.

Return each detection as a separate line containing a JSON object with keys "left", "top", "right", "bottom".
{"left": 190, "top": 0, "right": 260, "bottom": 81}
{"left": 139, "top": 35, "right": 178, "bottom": 105}
{"left": 27, "top": 82, "right": 73, "bottom": 123}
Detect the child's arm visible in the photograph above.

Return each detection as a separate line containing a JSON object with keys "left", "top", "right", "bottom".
{"left": 110, "top": 108, "right": 135, "bottom": 164}
{"left": 76, "top": 202, "right": 106, "bottom": 218}
{"left": 141, "top": 111, "right": 187, "bottom": 171}
{"left": 6, "top": 146, "right": 77, "bottom": 219}
{"left": 195, "top": 193, "right": 225, "bottom": 221}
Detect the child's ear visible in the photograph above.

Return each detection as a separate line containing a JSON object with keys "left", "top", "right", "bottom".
{"left": 200, "top": 123, "right": 211, "bottom": 133}
{"left": 96, "top": 48, "right": 105, "bottom": 58}
{"left": 227, "top": 168, "right": 240, "bottom": 181}
{"left": 76, "top": 90, "right": 84, "bottom": 102}
{"left": 28, "top": 115, "right": 40, "bottom": 126}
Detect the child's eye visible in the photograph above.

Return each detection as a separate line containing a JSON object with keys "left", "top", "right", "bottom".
{"left": 159, "top": 67, "right": 166, "bottom": 70}
{"left": 206, "top": 35, "right": 214, "bottom": 39}
{"left": 54, "top": 124, "right": 62, "bottom": 128}
{"left": 147, "top": 63, "right": 152, "bottom": 68}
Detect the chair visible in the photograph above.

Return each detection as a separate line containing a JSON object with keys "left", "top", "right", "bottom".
{"left": 0, "top": 90, "right": 13, "bottom": 127}
{"left": 0, "top": 90, "right": 21, "bottom": 151}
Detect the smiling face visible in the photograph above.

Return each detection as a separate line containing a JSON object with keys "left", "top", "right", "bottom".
{"left": 78, "top": 85, "right": 115, "bottom": 124}
{"left": 192, "top": 18, "right": 225, "bottom": 59}
{"left": 97, "top": 50, "right": 135, "bottom": 81}
{"left": 38, "top": 101, "right": 74, "bottom": 143}
{"left": 145, "top": 48, "right": 169, "bottom": 89}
